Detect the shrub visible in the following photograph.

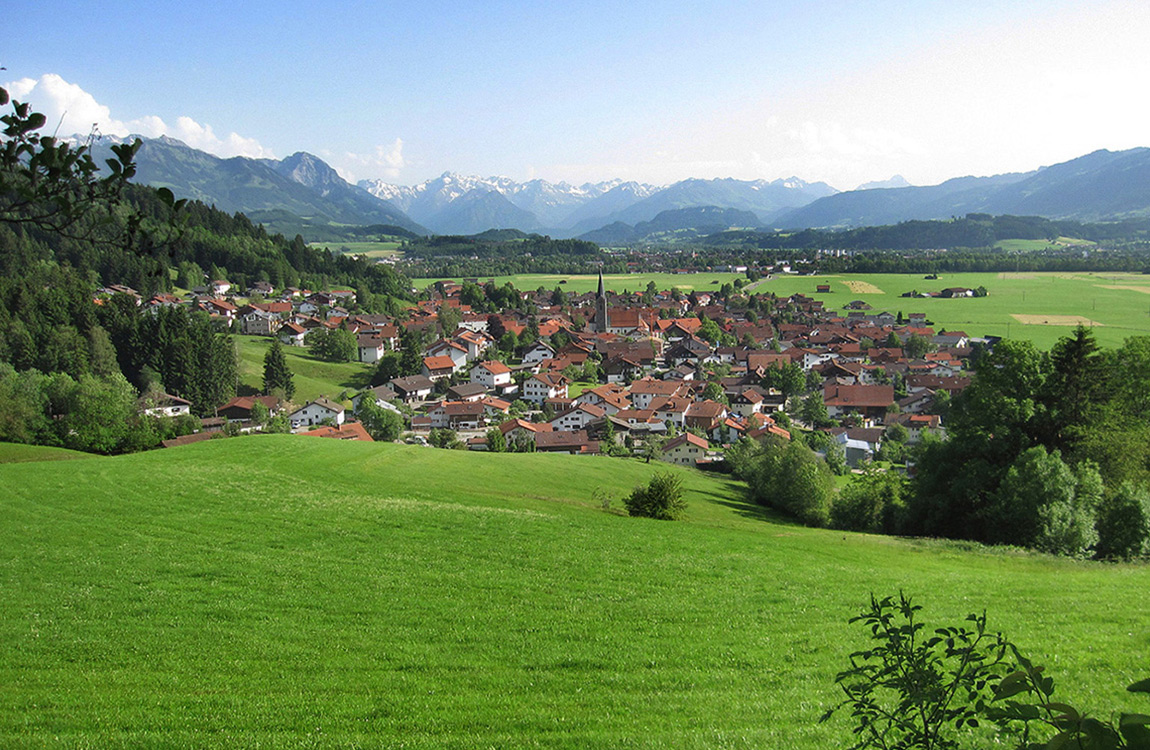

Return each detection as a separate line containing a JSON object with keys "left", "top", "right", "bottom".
{"left": 728, "top": 435, "right": 834, "bottom": 527}
{"left": 824, "top": 593, "right": 1150, "bottom": 749}
{"left": 624, "top": 471, "right": 686, "bottom": 520}
{"left": 1095, "top": 481, "right": 1150, "bottom": 560}
{"left": 832, "top": 466, "right": 909, "bottom": 534}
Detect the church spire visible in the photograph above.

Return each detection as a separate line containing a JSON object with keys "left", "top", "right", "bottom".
{"left": 595, "top": 268, "right": 608, "bottom": 333}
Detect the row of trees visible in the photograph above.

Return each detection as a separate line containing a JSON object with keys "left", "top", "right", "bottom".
{"left": 0, "top": 364, "right": 196, "bottom": 453}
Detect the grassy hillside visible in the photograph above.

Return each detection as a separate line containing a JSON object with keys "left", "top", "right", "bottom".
{"left": 234, "top": 334, "right": 373, "bottom": 405}
{"left": 2, "top": 436, "right": 1147, "bottom": 747}
{"left": 0, "top": 443, "right": 92, "bottom": 464}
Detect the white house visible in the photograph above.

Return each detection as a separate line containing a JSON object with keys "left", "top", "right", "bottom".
{"left": 470, "top": 360, "right": 512, "bottom": 390}
{"left": 357, "top": 334, "right": 387, "bottom": 364}
{"left": 523, "top": 372, "right": 569, "bottom": 404}
{"left": 661, "top": 432, "right": 710, "bottom": 465}
{"left": 139, "top": 392, "right": 192, "bottom": 418}
{"left": 426, "top": 340, "right": 469, "bottom": 370}
{"left": 521, "top": 341, "right": 556, "bottom": 366}
{"left": 351, "top": 385, "right": 401, "bottom": 414}
{"left": 279, "top": 322, "right": 308, "bottom": 347}
{"left": 550, "top": 403, "right": 605, "bottom": 432}
{"left": 290, "top": 397, "right": 346, "bottom": 430}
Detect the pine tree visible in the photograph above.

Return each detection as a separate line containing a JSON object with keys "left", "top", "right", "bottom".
{"left": 263, "top": 338, "right": 295, "bottom": 400}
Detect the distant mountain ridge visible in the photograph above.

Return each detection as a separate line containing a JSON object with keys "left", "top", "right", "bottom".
{"left": 578, "top": 206, "right": 764, "bottom": 245}
{"left": 566, "top": 176, "right": 838, "bottom": 235}
{"left": 359, "top": 172, "right": 656, "bottom": 233}
{"left": 87, "top": 135, "right": 427, "bottom": 235}
{"left": 779, "top": 149, "right": 1150, "bottom": 228}
{"left": 360, "top": 173, "right": 836, "bottom": 235}
{"left": 85, "top": 135, "right": 1150, "bottom": 239}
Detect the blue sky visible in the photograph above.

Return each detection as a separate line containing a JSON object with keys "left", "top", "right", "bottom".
{"left": 7, "top": 1, "right": 1150, "bottom": 189}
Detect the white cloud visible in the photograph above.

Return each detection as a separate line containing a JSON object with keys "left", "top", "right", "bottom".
{"left": 329, "top": 138, "right": 408, "bottom": 183}
{"left": 791, "top": 121, "right": 925, "bottom": 159}
{"left": 4, "top": 73, "right": 275, "bottom": 159}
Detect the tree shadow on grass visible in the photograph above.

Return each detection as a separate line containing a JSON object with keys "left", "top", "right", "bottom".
{"left": 692, "top": 481, "right": 807, "bottom": 528}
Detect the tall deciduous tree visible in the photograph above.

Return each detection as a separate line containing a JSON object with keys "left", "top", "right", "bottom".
{"left": 358, "top": 398, "right": 403, "bottom": 441}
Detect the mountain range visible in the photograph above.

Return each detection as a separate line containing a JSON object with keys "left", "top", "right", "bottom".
{"left": 90, "top": 135, "right": 1150, "bottom": 240}
{"left": 777, "top": 148, "right": 1150, "bottom": 229}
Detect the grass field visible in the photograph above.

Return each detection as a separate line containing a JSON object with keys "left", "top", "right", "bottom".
{"left": 415, "top": 272, "right": 747, "bottom": 294}
{"left": 995, "top": 237, "right": 1096, "bottom": 252}
{"left": 234, "top": 335, "right": 373, "bottom": 404}
{"left": 0, "top": 443, "right": 92, "bottom": 464}
{"left": 308, "top": 240, "right": 404, "bottom": 258}
{"left": 414, "top": 271, "right": 1150, "bottom": 348}
{"left": 2, "top": 435, "right": 1147, "bottom": 747}
{"left": 759, "top": 271, "right": 1150, "bottom": 349}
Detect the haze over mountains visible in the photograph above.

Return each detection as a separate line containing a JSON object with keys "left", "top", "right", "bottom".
{"left": 95, "top": 134, "right": 1150, "bottom": 241}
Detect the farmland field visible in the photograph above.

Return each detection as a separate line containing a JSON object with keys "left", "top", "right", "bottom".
{"left": 756, "top": 271, "right": 1150, "bottom": 348}
{"left": 994, "top": 237, "right": 1096, "bottom": 252}
{"left": 1, "top": 436, "right": 1147, "bottom": 748}
{"left": 309, "top": 240, "right": 404, "bottom": 258}
{"left": 427, "top": 271, "right": 1150, "bottom": 349}
{"left": 415, "top": 272, "right": 747, "bottom": 294}
{"left": 234, "top": 334, "right": 372, "bottom": 405}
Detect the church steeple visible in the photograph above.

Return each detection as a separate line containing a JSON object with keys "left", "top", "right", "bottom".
{"left": 595, "top": 268, "right": 608, "bottom": 333}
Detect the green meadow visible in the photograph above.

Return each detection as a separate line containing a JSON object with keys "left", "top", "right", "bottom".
{"left": 234, "top": 335, "right": 372, "bottom": 405}
{"left": 309, "top": 240, "right": 404, "bottom": 258}
{"left": 420, "top": 271, "right": 1150, "bottom": 349}
{"left": 755, "top": 271, "right": 1150, "bottom": 349}
{"left": 2, "top": 436, "right": 1147, "bottom": 748}
{"left": 416, "top": 272, "right": 747, "bottom": 294}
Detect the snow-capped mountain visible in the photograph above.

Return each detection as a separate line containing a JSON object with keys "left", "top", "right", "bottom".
{"left": 360, "top": 173, "right": 660, "bottom": 232}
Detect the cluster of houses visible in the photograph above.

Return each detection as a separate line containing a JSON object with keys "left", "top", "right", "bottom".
{"left": 128, "top": 272, "right": 980, "bottom": 467}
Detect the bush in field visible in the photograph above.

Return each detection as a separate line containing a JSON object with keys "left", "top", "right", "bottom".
{"left": 986, "top": 447, "right": 1100, "bottom": 556}
{"left": 1095, "top": 482, "right": 1150, "bottom": 560}
{"left": 831, "top": 466, "right": 909, "bottom": 534}
{"left": 624, "top": 471, "right": 686, "bottom": 520}
{"left": 728, "top": 435, "right": 833, "bottom": 527}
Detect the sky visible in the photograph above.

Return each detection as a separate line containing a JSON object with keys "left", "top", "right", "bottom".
{"left": 6, "top": 0, "right": 1150, "bottom": 190}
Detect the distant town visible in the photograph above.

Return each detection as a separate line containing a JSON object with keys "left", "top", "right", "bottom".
{"left": 130, "top": 269, "right": 974, "bottom": 468}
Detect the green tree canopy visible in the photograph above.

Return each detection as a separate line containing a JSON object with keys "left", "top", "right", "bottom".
{"left": 262, "top": 338, "right": 295, "bottom": 399}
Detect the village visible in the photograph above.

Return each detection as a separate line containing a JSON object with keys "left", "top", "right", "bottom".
{"left": 124, "top": 271, "right": 975, "bottom": 467}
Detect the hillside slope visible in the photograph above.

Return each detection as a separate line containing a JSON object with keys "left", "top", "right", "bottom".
{"left": 89, "top": 136, "right": 427, "bottom": 235}
{"left": 1, "top": 436, "right": 1145, "bottom": 747}
{"left": 778, "top": 148, "right": 1150, "bottom": 228}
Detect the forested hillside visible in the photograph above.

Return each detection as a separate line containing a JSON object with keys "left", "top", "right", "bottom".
{"left": 0, "top": 85, "right": 413, "bottom": 452}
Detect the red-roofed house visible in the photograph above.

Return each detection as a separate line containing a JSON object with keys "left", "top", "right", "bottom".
{"left": 524, "top": 372, "right": 569, "bottom": 404}
{"left": 823, "top": 384, "right": 895, "bottom": 421}
{"left": 302, "top": 422, "right": 374, "bottom": 442}
{"left": 422, "top": 355, "right": 458, "bottom": 382}
{"left": 661, "top": 432, "right": 710, "bottom": 465}
{"left": 470, "top": 360, "right": 512, "bottom": 389}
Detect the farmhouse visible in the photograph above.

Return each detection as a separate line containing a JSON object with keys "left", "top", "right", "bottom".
{"left": 290, "top": 398, "right": 346, "bottom": 429}
{"left": 390, "top": 375, "right": 435, "bottom": 402}
{"left": 661, "top": 432, "right": 710, "bottom": 465}
{"left": 823, "top": 384, "right": 895, "bottom": 422}
{"left": 139, "top": 392, "right": 192, "bottom": 418}
{"left": 524, "top": 372, "right": 569, "bottom": 404}
{"left": 470, "top": 360, "right": 512, "bottom": 389}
